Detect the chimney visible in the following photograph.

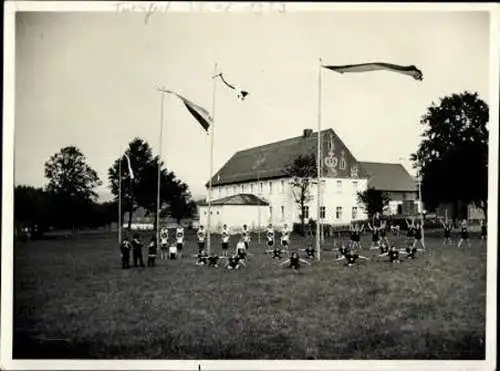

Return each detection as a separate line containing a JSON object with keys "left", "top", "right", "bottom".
{"left": 303, "top": 129, "right": 313, "bottom": 138}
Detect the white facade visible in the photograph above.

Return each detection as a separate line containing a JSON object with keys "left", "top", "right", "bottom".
{"left": 204, "top": 176, "right": 369, "bottom": 230}
{"left": 198, "top": 204, "right": 269, "bottom": 232}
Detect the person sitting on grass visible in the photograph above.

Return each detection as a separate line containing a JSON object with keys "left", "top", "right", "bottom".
{"left": 280, "top": 251, "right": 311, "bottom": 272}
{"left": 207, "top": 254, "right": 223, "bottom": 268}
{"left": 335, "top": 250, "right": 369, "bottom": 267}
{"left": 379, "top": 245, "right": 401, "bottom": 263}
{"left": 457, "top": 219, "right": 471, "bottom": 248}
{"left": 194, "top": 250, "right": 209, "bottom": 266}
{"left": 399, "top": 243, "right": 423, "bottom": 260}
{"left": 226, "top": 254, "right": 246, "bottom": 270}
{"left": 120, "top": 236, "right": 131, "bottom": 269}
{"left": 299, "top": 244, "right": 315, "bottom": 260}
{"left": 440, "top": 219, "right": 453, "bottom": 246}
{"left": 378, "top": 240, "right": 390, "bottom": 256}
{"left": 267, "top": 244, "right": 284, "bottom": 259}
{"left": 131, "top": 234, "right": 145, "bottom": 268}
{"left": 147, "top": 236, "right": 157, "bottom": 267}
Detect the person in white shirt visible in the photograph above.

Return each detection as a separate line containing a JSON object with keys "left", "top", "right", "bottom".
{"left": 197, "top": 225, "right": 207, "bottom": 254}
{"left": 159, "top": 227, "right": 169, "bottom": 260}
{"left": 266, "top": 224, "right": 275, "bottom": 249}
{"left": 221, "top": 224, "right": 230, "bottom": 257}
{"left": 175, "top": 224, "right": 185, "bottom": 258}
{"left": 241, "top": 224, "right": 251, "bottom": 249}
{"left": 168, "top": 244, "right": 178, "bottom": 260}
{"left": 281, "top": 224, "right": 290, "bottom": 251}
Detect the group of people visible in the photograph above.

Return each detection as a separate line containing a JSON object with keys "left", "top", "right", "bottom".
{"left": 119, "top": 215, "right": 486, "bottom": 270}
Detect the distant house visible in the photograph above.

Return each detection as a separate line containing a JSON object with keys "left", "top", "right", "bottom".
{"left": 198, "top": 194, "right": 269, "bottom": 232}
{"left": 360, "top": 162, "right": 419, "bottom": 216}
{"left": 122, "top": 207, "right": 154, "bottom": 230}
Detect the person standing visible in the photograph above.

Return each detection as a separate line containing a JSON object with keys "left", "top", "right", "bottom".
{"left": 147, "top": 236, "right": 157, "bottom": 267}
{"left": 221, "top": 224, "right": 230, "bottom": 257}
{"left": 197, "top": 225, "right": 207, "bottom": 254}
{"left": 120, "top": 236, "right": 131, "bottom": 269}
{"left": 131, "top": 233, "right": 144, "bottom": 268}
{"left": 176, "top": 223, "right": 185, "bottom": 258}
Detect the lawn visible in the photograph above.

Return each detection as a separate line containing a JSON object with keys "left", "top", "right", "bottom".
{"left": 12, "top": 229, "right": 487, "bottom": 359}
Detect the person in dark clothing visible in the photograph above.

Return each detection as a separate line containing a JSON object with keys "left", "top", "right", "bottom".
{"left": 280, "top": 251, "right": 311, "bottom": 271}
{"left": 120, "top": 237, "right": 131, "bottom": 269}
{"left": 131, "top": 234, "right": 145, "bottom": 268}
{"left": 147, "top": 237, "right": 157, "bottom": 267}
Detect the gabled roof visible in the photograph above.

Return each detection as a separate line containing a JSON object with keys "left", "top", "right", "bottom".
{"left": 198, "top": 193, "right": 269, "bottom": 207}
{"left": 207, "top": 129, "right": 369, "bottom": 187}
{"left": 360, "top": 162, "right": 417, "bottom": 192}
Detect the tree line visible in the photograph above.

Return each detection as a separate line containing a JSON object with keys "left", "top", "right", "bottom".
{"left": 14, "top": 138, "right": 197, "bottom": 237}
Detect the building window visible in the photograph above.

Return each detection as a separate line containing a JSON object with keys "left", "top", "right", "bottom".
{"left": 218, "top": 187, "right": 221, "bottom": 197}
{"left": 233, "top": 186, "right": 237, "bottom": 194}
{"left": 336, "top": 180, "right": 342, "bottom": 193}
{"left": 269, "top": 206, "right": 273, "bottom": 218}
{"left": 216, "top": 211, "right": 220, "bottom": 215}
{"left": 204, "top": 211, "right": 207, "bottom": 215}
{"left": 352, "top": 206, "right": 358, "bottom": 219}
{"left": 352, "top": 181, "right": 358, "bottom": 190}
{"left": 402, "top": 192, "right": 407, "bottom": 201}
{"left": 303, "top": 206, "right": 310, "bottom": 219}
{"left": 281, "top": 206, "right": 285, "bottom": 220}
{"left": 269, "top": 181, "right": 273, "bottom": 194}
{"left": 339, "top": 158, "right": 346, "bottom": 170}
{"left": 260, "top": 182, "right": 263, "bottom": 194}
{"left": 336, "top": 206, "right": 342, "bottom": 220}
{"left": 242, "top": 184, "right": 245, "bottom": 193}
{"left": 320, "top": 206, "right": 326, "bottom": 219}
{"left": 250, "top": 183, "right": 254, "bottom": 193}
{"left": 281, "top": 180, "right": 285, "bottom": 193}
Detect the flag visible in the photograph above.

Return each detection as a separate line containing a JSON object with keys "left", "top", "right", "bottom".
{"left": 215, "top": 73, "right": 249, "bottom": 100}
{"left": 162, "top": 89, "right": 212, "bottom": 132}
{"left": 123, "top": 154, "right": 134, "bottom": 180}
{"left": 323, "top": 62, "right": 423, "bottom": 81}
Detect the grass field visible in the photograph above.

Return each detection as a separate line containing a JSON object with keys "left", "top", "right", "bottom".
{"left": 13, "top": 230, "right": 487, "bottom": 359}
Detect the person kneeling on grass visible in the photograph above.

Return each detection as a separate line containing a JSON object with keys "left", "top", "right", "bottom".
{"left": 280, "top": 251, "right": 311, "bottom": 271}
{"left": 147, "top": 237, "right": 157, "bottom": 267}
{"left": 226, "top": 254, "right": 246, "bottom": 270}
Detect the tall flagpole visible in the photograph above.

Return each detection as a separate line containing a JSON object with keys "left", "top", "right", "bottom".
{"left": 207, "top": 62, "right": 218, "bottom": 255}
{"left": 316, "top": 58, "right": 322, "bottom": 261}
{"left": 118, "top": 154, "right": 122, "bottom": 244}
{"left": 156, "top": 90, "right": 165, "bottom": 249}
{"left": 257, "top": 170, "right": 261, "bottom": 244}
{"left": 417, "top": 157, "right": 425, "bottom": 247}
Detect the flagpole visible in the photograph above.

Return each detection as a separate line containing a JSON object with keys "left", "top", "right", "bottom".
{"left": 316, "top": 58, "right": 322, "bottom": 261}
{"left": 417, "top": 156, "right": 425, "bottom": 247}
{"left": 156, "top": 90, "right": 165, "bottom": 249}
{"left": 118, "top": 154, "right": 122, "bottom": 244}
{"left": 207, "top": 62, "right": 218, "bottom": 255}
{"left": 257, "top": 170, "right": 261, "bottom": 244}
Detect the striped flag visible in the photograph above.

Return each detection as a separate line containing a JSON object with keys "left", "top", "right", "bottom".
{"left": 323, "top": 62, "right": 423, "bottom": 81}
{"left": 161, "top": 89, "right": 213, "bottom": 132}
{"left": 123, "top": 153, "right": 134, "bottom": 180}
{"left": 214, "top": 73, "right": 249, "bottom": 100}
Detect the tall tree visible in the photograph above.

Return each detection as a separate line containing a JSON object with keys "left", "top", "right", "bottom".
{"left": 108, "top": 138, "right": 155, "bottom": 229}
{"left": 285, "top": 154, "right": 317, "bottom": 235}
{"left": 44, "top": 146, "right": 102, "bottom": 230}
{"left": 14, "top": 185, "right": 50, "bottom": 233}
{"left": 357, "top": 187, "right": 390, "bottom": 219}
{"left": 412, "top": 91, "right": 489, "bottom": 220}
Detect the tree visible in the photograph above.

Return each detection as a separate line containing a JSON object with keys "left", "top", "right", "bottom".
{"left": 14, "top": 185, "right": 51, "bottom": 235}
{"left": 108, "top": 138, "right": 197, "bottom": 229}
{"left": 357, "top": 187, "right": 390, "bottom": 219}
{"left": 285, "top": 154, "right": 317, "bottom": 235}
{"left": 108, "top": 138, "right": 155, "bottom": 230}
{"left": 44, "top": 146, "right": 102, "bottom": 230}
{"left": 412, "top": 91, "right": 489, "bottom": 220}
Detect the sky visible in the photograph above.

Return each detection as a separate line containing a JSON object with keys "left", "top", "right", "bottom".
{"left": 14, "top": 7, "right": 491, "bottom": 202}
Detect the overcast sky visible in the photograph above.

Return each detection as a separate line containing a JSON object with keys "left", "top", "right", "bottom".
{"left": 14, "top": 8, "right": 490, "bottom": 201}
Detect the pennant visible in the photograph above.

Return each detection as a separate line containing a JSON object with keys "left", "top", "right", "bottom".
{"left": 162, "top": 89, "right": 212, "bottom": 132}
{"left": 323, "top": 62, "right": 423, "bottom": 81}
{"left": 123, "top": 154, "right": 135, "bottom": 180}
{"left": 215, "top": 73, "right": 249, "bottom": 100}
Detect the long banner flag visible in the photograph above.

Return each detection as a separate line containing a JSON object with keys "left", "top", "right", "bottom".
{"left": 323, "top": 62, "right": 423, "bottom": 81}
{"left": 161, "top": 89, "right": 213, "bottom": 132}
{"left": 214, "top": 73, "right": 249, "bottom": 100}
{"left": 123, "top": 153, "right": 135, "bottom": 180}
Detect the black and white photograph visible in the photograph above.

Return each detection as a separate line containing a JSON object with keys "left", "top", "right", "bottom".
{"left": 2, "top": 2, "right": 498, "bottom": 370}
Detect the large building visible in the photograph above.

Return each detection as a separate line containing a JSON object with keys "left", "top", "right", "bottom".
{"left": 199, "top": 128, "right": 417, "bottom": 230}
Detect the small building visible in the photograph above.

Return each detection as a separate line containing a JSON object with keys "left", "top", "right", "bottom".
{"left": 198, "top": 194, "right": 269, "bottom": 232}
{"left": 360, "top": 162, "right": 418, "bottom": 216}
